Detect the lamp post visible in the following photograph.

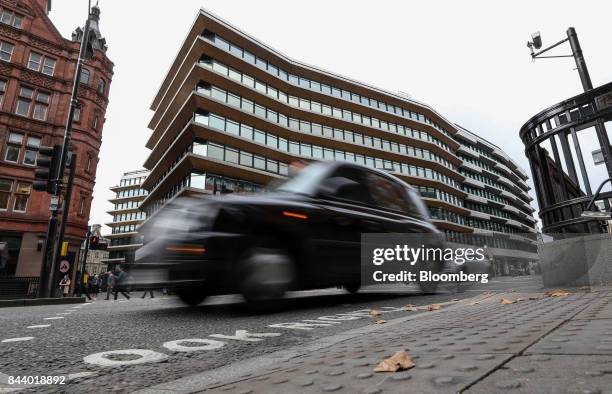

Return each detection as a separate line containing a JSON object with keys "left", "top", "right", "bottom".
{"left": 527, "top": 27, "right": 612, "bottom": 182}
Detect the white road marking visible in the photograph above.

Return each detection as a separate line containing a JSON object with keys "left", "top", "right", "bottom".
{"left": 83, "top": 349, "right": 168, "bottom": 367}
{"left": 209, "top": 330, "right": 281, "bottom": 342}
{"left": 163, "top": 339, "right": 226, "bottom": 352}
{"left": 27, "top": 325, "right": 50, "bottom": 329}
{"left": 56, "top": 313, "right": 72, "bottom": 315}
{"left": 1, "top": 337, "right": 34, "bottom": 343}
{"left": 43, "top": 317, "right": 64, "bottom": 320}
{"left": 67, "top": 372, "right": 96, "bottom": 380}
{"left": 268, "top": 322, "right": 334, "bottom": 330}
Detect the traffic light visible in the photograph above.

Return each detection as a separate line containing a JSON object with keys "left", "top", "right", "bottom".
{"left": 89, "top": 235, "right": 99, "bottom": 250}
{"left": 33, "top": 144, "right": 61, "bottom": 193}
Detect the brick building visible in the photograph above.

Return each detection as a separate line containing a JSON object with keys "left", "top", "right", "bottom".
{"left": 0, "top": 0, "right": 113, "bottom": 283}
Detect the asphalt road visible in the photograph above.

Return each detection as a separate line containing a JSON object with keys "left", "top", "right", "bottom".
{"left": 0, "top": 276, "right": 542, "bottom": 393}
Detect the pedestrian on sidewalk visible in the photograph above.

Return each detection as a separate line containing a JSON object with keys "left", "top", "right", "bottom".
{"left": 113, "top": 267, "right": 131, "bottom": 300}
{"left": 81, "top": 271, "right": 92, "bottom": 300}
{"left": 59, "top": 274, "right": 71, "bottom": 297}
{"left": 105, "top": 270, "right": 115, "bottom": 300}
{"left": 90, "top": 274, "right": 99, "bottom": 300}
{"left": 141, "top": 288, "right": 154, "bottom": 299}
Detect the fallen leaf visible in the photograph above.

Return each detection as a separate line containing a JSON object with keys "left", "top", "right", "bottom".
{"left": 369, "top": 310, "right": 383, "bottom": 317}
{"left": 374, "top": 350, "right": 415, "bottom": 373}
{"left": 404, "top": 304, "right": 418, "bottom": 311}
{"left": 468, "top": 301, "right": 480, "bottom": 305}
{"left": 427, "top": 304, "right": 441, "bottom": 311}
{"left": 545, "top": 289, "right": 571, "bottom": 297}
{"left": 500, "top": 298, "right": 516, "bottom": 305}
{"left": 374, "top": 320, "right": 386, "bottom": 324}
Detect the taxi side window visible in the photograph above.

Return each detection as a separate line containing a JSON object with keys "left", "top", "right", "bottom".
{"left": 364, "top": 172, "right": 419, "bottom": 215}
{"left": 327, "top": 167, "right": 373, "bottom": 206}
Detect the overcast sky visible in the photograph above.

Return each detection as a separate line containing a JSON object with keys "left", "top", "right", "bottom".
{"left": 48, "top": 0, "right": 612, "bottom": 233}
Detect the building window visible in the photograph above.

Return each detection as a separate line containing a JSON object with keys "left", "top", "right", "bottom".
{"left": 97, "top": 78, "right": 105, "bottom": 95}
{"left": 13, "top": 182, "right": 30, "bottom": 212}
{"left": 0, "top": 8, "right": 23, "bottom": 28}
{"left": 23, "top": 136, "right": 41, "bottom": 166}
{"left": 28, "top": 52, "right": 56, "bottom": 76}
{"left": 0, "top": 41, "right": 14, "bottom": 62}
{"left": 0, "top": 179, "right": 11, "bottom": 210}
{"left": 80, "top": 68, "right": 90, "bottom": 85}
{"left": 92, "top": 114, "right": 99, "bottom": 130}
{"left": 85, "top": 155, "right": 92, "bottom": 172}
{"left": 4, "top": 132, "right": 22, "bottom": 163}
{"left": 5, "top": 132, "right": 40, "bottom": 165}
{"left": 0, "top": 79, "right": 6, "bottom": 108}
{"left": 78, "top": 196, "right": 86, "bottom": 215}
{"left": 16, "top": 87, "right": 50, "bottom": 120}
{"left": 74, "top": 104, "right": 81, "bottom": 122}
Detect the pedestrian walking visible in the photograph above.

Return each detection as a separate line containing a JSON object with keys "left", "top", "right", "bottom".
{"left": 82, "top": 271, "right": 92, "bottom": 300}
{"left": 113, "top": 267, "right": 131, "bottom": 300}
{"left": 105, "top": 270, "right": 115, "bottom": 300}
{"left": 141, "top": 289, "right": 154, "bottom": 299}
{"left": 59, "top": 274, "right": 71, "bottom": 297}
{"left": 90, "top": 274, "right": 99, "bottom": 300}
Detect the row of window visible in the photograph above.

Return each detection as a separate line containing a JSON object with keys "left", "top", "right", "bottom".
{"left": 460, "top": 154, "right": 503, "bottom": 177}
{"left": 466, "top": 217, "right": 522, "bottom": 234}
{"left": 110, "top": 236, "right": 144, "bottom": 247}
{"left": 428, "top": 207, "right": 466, "bottom": 226}
{"left": 199, "top": 83, "right": 456, "bottom": 168}
{"left": 0, "top": 7, "right": 24, "bottom": 29}
{"left": 194, "top": 140, "right": 289, "bottom": 176}
{"left": 444, "top": 231, "right": 536, "bottom": 251}
{"left": 195, "top": 112, "right": 462, "bottom": 189}
{"left": 115, "top": 188, "right": 148, "bottom": 199}
{"left": 413, "top": 185, "right": 463, "bottom": 207}
{"left": 112, "top": 211, "right": 146, "bottom": 223}
{"left": 114, "top": 200, "right": 141, "bottom": 211}
{"left": 0, "top": 40, "right": 107, "bottom": 94}
{"left": 111, "top": 224, "right": 138, "bottom": 234}
{"left": 144, "top": 172, "right": 264, "bottom": 217}
{"left": 4, "top": 131, "right": 40, "bottom": 166}
{"left": 460, "top": 168, "right": 512, "bottom": 193}
{"left": 200, "top": 59, "right": 454, "bottom": 153}
{"left": 203, "top": 31, "right": 454, "bottom": 139}
{"left": 119, "top": 175, "right": 147, "bottom": 187}
{"left": 0, "top": 179, "right": 30, "bottom": 212}
{"left": 464, "top": 201, "right": 533, "bottom": 229}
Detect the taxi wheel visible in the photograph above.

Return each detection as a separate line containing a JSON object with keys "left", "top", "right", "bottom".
{"left": 239, "top": 245, "right": 295, "bottom": 304}
{"left": 176, "top": 287, "right": 207, "bottom": 306}
{"left": 344, "top": 283, "right": 360, "bottom": 294}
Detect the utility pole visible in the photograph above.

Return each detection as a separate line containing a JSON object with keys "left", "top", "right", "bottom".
{"left": 527, "top": 27, "right": 612, "bottom": 182}
{"left": 50, "top": 152, "right": 77, "bottom": 297}
{"left": 78, "top": 226, "right": 91, "bottom": 297}
{"left": 38, "top": 2, "right": 93, "bottom": 298}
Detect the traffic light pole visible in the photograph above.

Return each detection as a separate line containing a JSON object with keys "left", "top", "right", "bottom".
{"left": 37, "top": 6, "right": 92, "bottom": 298}
{"left": 50, "top": 153, "right": 77, "bottom": 297}
{"left": 78, "top": 226, "right": 91, "bottom": 298}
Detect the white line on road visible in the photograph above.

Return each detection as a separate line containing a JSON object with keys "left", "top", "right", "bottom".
{"left": 27, "top": 325, "right": 50, "bottom": 329}
{"left": 83, "top": 349, "right": 168, "bottom": 367}
{"left": 163, "top": 339, "right": 226, "bottom": 352}
{"left": 43, "top": 317, "right": 64, "bottom": 320}
{"left": 1, "top": 337, "right": 34, "bottom": 343}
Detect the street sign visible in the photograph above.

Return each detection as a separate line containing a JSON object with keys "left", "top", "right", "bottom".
{"left": 595, "top": 91, "right": 612, "bottom": 111}
{"left": 59, "top": 259, "right": 70, "bottom": 273}
{"left": 60, "top": 241, "right": 69, "bottom": 257}
{"left": 50, "top": 196, "right": 59, "bottom": 210}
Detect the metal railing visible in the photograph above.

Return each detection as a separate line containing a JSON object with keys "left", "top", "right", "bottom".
{"left": 0, "top": 276, "right": 40, "bottom": 299}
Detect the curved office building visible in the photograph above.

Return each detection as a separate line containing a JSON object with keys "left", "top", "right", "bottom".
{"left": 141, "top": 9, "right": 538, "bottom": 273}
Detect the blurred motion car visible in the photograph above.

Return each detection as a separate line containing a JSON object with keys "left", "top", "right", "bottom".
{"left": 129, "top": 161, "right": 443, "bottom": 305}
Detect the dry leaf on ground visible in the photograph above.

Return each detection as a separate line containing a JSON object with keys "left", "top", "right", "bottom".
{"left": 374, "top": 350, "right": 416, "bottom": 373}
{"left": 374, "top": 320, "right": 386, "bottom": 324}
{"left": 500, "top": 298, "right": 516, "bottom": 305}
{"left": 428, "top": 304, "right": 441, "bottom": 311}
{"left": 404, "top": 304, "right": 418, "bottom": 311}
{"left": 368, "top": 310, "right": 383, "bottom": 317}
{"left": 468, "top": 301, "right": 480, "bottom": 305}
{"left": 545, "top": 289, "right": 571, "bottom": 297}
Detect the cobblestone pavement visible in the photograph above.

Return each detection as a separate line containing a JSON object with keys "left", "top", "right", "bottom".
{"left": 200, "top": 289, "right": 612, "bottom": 394}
